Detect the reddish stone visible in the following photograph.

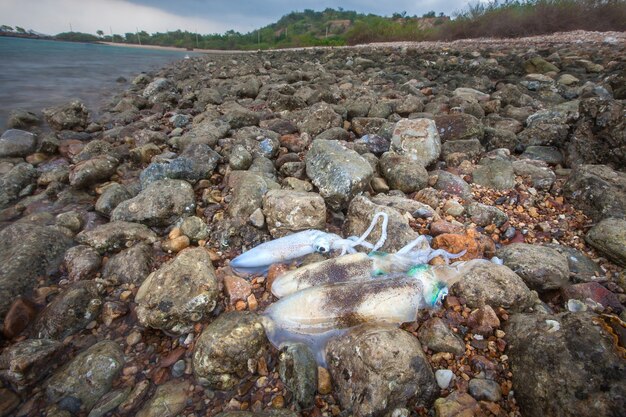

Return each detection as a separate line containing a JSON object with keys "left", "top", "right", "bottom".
{"left": 430, "top": 220, "right": 464, "bottom": 236}
{"left": 279, "top": 133, "right": 310, "bottom": 153}
{"left": 561, "top": 282, "right": 623, "bottom": 312}
{"left": 432, "top": 228, "right": 495, "bottom": 261}
{"left": 467, "top": 305, "right": 501, "bottom": 336}
{"left": 223, "top": 275, "right": 252, "bottom": 304}
{"left": 3, "top": 298, "right": 38, "bottom": 339}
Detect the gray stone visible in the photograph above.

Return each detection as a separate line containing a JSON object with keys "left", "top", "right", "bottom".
{"left": 76, "top": 221, "right": 158, "bottom": 254}
{"left": 64, "top": 245, "right": 102, "bottom": 281}
{"left": 466, "top": 202, "right": 508, "bottom": 227}
{"left": 297, "top": 102, "right": 342, "bottom": 136}
{"left": 111, "top": 179, "right": 195, "bottom": 227}
{"left": 496, "top": 243, "right": 570, "bottom": 291}
{"left": 506, "top": 312, "right": 626, "bottom": 417}
{"left": 441, "top": 139, "right": 484, "bottom": 159}
{"left": 7, "top": 109, "right": 41, "bottom": 129}
{"left": 196, "top": 87, "right": 223, "bottom": 106}
{"left": 174, "top": 118, "right": 229, "bottom": 148}
{"left": 0, "top": 223, "right": 72, "bottom": 321}
{"left": 544, "top": 244, "right": 603, "bottom": 283}
{"left": 472, "top": 158, "right": 515, "bottom": 190}
{"left": 585, "top": 218, "right": 626, "bottom": 267}
{"left": 135, "top": 247, "right": 219, "bottom": 334}
{"left": 227, "top": 171, "right": 278, "bottom": 219}
{"left": 482, "top": 127, "right": 519, "bottom": 151}
{"left": 379, "top": 152, "right": 428, "bottom": 193}
{"left": 513, "top": 160, "right": 556, "bottom": 190}
{"left": 520, "top": 146, "right": 564, "bottom": 165}
{"left": 305, "top": 140, "right": 373, "bottom": 210}
{"left": 180, "top": 216, "right": 209, "bottom": 242}
{"left": 0, "top": 163, "right": 37, "bottom": 209}
{"left": 370, "top": 194, "right": 437, "bottom": 219}
{"left": 315, "top": 126, "right": 351, "bottom": 141}
{"left": 101, "top": 242, "right": 153, "bottom": 285}
{"left": 193, "top": 311, "right": 269, "bottom": 390}
{"left": 72, "top": 140, "right": 113, "bottom": 163}
{"left": 468, "top": 378, "right": 502, "bottom": 402}
{"left": 278, "top": 343, "right": 317, "bottom": 409}
{"left": 34, "top": 281, "right": 102, "bottom": 339}
{"left": 221, "top": 103, "right": 260, "bottom": 129}
{"left": 46, "top": 341, "right": 124, "bottom": 412}
{"left": 517, "top": 123, "right": 569, "bottom": 147}
{"left": 450, "top": 260, "right": 534, "bottom": 312}
{"left": 142, "top": 78, "right": 175, "bottom": 99}
{"left": 390, "top": 118, "right": 441, "bottom": 165}
{"left": 228, "top": 144, "right": 253, "bottom": 170}
{"left": 0, "top": 129, "right": 37, "bottom": 157}
{"left": 87, "top": 387, "right": 131, "bottom": 417}
{"left": 351, "top": 117, "right": 387, "bottom": 137}
{"left": 214, "top": 412, "right": 297, "bottom": 417}
{"left": 432, "top": 170, "right": 473, "bottom": 200}
{"left": 435, "top": 369, "right": 454, "bottom": 389}
{"left": 0, "top": 339, "right": 64, "bottom": 390}
{"left": 417, "top": 317, "right": 465, "bottom": 356}
{"left": 69, "top": 156, "right": 119, "bottom": 189}
{"left": 326, "top": 325, "right": 437, "bottom": 416}
{"left": 135, "top": 380, "right": 190, "bottom": 417}
{"left": 353, "top": 134, "right": 390, "bottom": 155}
{"left": 434, "top": 113, "right": 484, "bottom": 142}
{"left": 140, "top": 143, "right": 220, "bottom": 188}
{"left": 563, "top": 164, "right": 626, "bottom": 222}
{"left": 43, "top": 100, "right": 89, "bottom": 131}
{"left": 262, "top": 189, "right": 326, "bottom": 238}
{"left": 95, "top": 183, "right": 132, "bottom": 217}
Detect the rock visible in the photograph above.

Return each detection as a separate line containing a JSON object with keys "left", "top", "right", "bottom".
{"left": 496, "top": 243, "right": 570, "bottom": 291}
{"left": 0, "top": 129, "right": 37, "bottom": 157}
{"left": 345, "top": 195, "right": 419, "bottom": 252}
{"left": 197, "top": 87, "right": 223, "bottom": 106}
{"left": 297, "top": 102, "right": 342, "bottom": 136}
{"left": 520, "top": 146, "right": 563, "bottom": 165}
{"left": 434, "top": 113, "right": 484, "bottom": 142}
{"left": 135, "top": 247, "right": 218, "bottom": 334}
{"left": 2, "top": 297, "right": 38, "bottom": 339}
{"left": 142, "top": 77, "right": 175, "bottom": 99}
{"left": 102, "top": 242, "right": 152, "bottom": 285}
{"left": 228, "top": 145, "right": 253, "bottom": 170}
{"left": 468, "top": 378, "right": 502, "bottom": 402}
{"left": 95, "top": 183, "right": 132, "bottom": 217}
{"left": 441, "top": 138, "right": 483, "bottom": 159}
{"left": 0, "top": 388, "right": 20, "bottom": 416}
{"left": 43, "top": 100, "right": 89, "bottom": 131}
{"left": 379, "top": 152, "right": 428, "bottom": 193}
{"left": 431, "top": 229, "right": 495, "bottom": 261}
{"left": 563, "top": 164, "right": 626, "bottom": 221}
{"left": 46, "top": 341, "right": 124, "bottom": 412}
{"left": 561, "top": 282, "right": 622, "bottom": 312}
{"left": 56, "top": 211, "right": 83, "bottom": 233}
{"left": 69, "top": 156, "right": 118, "bottom": 189}
{"left": 111, "top": 179, "right": 195, "bottom": 227}
{"left": 87, "top": 387, "right": 131, "bottom": 417}
{"left": 64, "top": 245, "right": 102, "bottom": 281}
{"left": 326, "top": 325, "right": 437, "bottom": 416}
{"left": 0, "top": 223, "right": 72, "bottom": 321}
{"left": 472, "top": 159, "right": 515, "bottom": 190}
{"left": 518, "top": 122, "right": 569, "bottom": 147}
{"left": 228, "top": 171, "right": 278, "bottom": 219}
{"left": 315, "top": 126, "right": 351, "bottom": 141}
{"left": 193, "top": 311, "right": 269, "bottom": 390}
{"left": 443, "top": 200, "right": 464, "bottom": 216}
{"left": 0, "top": 339, "right": 64, "bottom": 390}
{"left": 354, "top": 134, "right": 390, "bottom": 155}
{"left": 434, "top": 391, "right": 480, "bottom": 417}
{"left": 417, "top": 317, "right": 465, "bottom": 356}
{"left": 585, "top": 217, "right": 626, "bottom": 266}
{"left": 466, "top": 202, "right": 508, "bottom": 227}
{"left": 135, "top": 380, "right": 190, "bottom": 417}
{"left": 558, "top": 74, "right": 579, "bottom": 86}
{"left": 222, "top": 102, "right": 260, "bottom": 129}
{"left": 278, "top": 343, "right": 317, "bottom": 409}
{"left": 350, "top": 117, "right": 387, "bottom": 137}
{"left": 435, "top": 369, "right": 454, "bottom": 389}
{"left": 370, "top": 194, "right": 437, "bottom": 219}
{"left": 482, "top": 127, "right": 519, "bottom": 151}
{"left": 7, "top": 109, "right": 41, "bottom": 129}
{"left": 390, "top": 118, "right": 442, "bottom": 165}
{"left": 467, "top": 305, "right": 501, "bottom": 336}
{"left": 140, "top": 143, "right": 220, "bottom": 188}
{"left": 223, "top": 275, "right": 251, "bottom": 303}
{"left": 544, "top": 244, "right": 603, "bottom": 283}
{"left": 506, "top": 312, "right": 626, "bottom": 417}
{"left": 305, "top": 140, "right": 373, "bottom": 210}
{"left": 523, "top": 56, "right": 559, "bottom": 74}
{"left": 214, "top": 412, "right": 297, "bottom": 417}
{"left": 262, "top": 189, "right": 326, "bottom": 237}
{"left": 33, "top": 281, "right": 102, "bottom": 339}
{"left": 450, "top": 260, "right": 533, "bottom": 312}
{"left": 512, "top": 160, "right": 556, "bottom": 190}
{"left": 432, "top": 170, "right": 473, "bottom": 200}
{"left": 0, "top": 163, "right": 38, "bottom": 209}
{"left": 76, "top": 221, "right": 158, "bottom": 253}
{"left": 180, "top": 216, "right": 209, "bottom": 242}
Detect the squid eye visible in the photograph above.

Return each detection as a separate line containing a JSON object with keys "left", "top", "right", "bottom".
{"left": 315, "top": 243, "right": 330, "bottom": 254}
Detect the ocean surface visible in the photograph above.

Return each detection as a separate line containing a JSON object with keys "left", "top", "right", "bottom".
{"left": 0, "top": 37, "right": 196, "bottom": 130}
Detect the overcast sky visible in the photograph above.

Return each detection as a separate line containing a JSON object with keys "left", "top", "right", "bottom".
{"left": 1, "top": 0, "right": 475, "bottom": 36}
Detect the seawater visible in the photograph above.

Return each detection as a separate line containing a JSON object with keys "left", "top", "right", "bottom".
{"left": 0, "top": 37, "right": 196, "bottom": 130}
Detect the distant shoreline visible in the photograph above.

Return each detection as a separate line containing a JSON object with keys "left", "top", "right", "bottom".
{"left": 97, "top": 41, "right": 253, "bottom": 54}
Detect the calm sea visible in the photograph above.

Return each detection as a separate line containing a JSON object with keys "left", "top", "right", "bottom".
{"left": 0, "top": 37, "right": 195, "bottom": 130}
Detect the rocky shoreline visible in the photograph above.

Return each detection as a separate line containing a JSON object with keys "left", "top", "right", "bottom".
{"left": 0, "top": 31, "right": 625, "bottom": 417}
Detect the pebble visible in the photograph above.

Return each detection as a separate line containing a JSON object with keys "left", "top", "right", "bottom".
{"left": 435, "top": 369, "right": 454, "bottom": 389}
{"left": 172, "top": 359, "right": 186, "bottom": 378}
{"left": 318, "top": 366, "right": 332, "bottom": 394}
{"left": 126, "top": 330, "right": 142, "bottom": 346}
{"left": 161, "top": 235, "right": 190, "bottom": 253}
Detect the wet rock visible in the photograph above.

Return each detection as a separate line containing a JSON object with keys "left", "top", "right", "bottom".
{"left": 174, "top": 118, "right": 229, "bottom": 148}
{"left": 544, "top": 244, "right": 603, "bottom": 283}
{"left": 417, "top": 317, "right": 465, "bottom": 356}
{"left": 0, "top": 129, "right": 37, "bottom": 157}
{"left": 563, "top": 164, "right": 626, "bottom": 221}
{"left": 46, "top": 340, "right": 124, "bottom": 412}
{"left": 585, "top": 217, "right": 626, "bottom": 266}
{"left": 227, "top": 171, "right": 278, "bottom": 219}
{"left": 111, "top": 179, "right": 195, "bottom": 227}
{"left": 390, "top": 118, "right": 442, "bottom": 165}
{"left": 0, "top": 223, "right": 72, "bottom": 321}
{"left": 0, "top": 163, "right": 38, "bottom": 209}
{"left": 142, "top": 78, "right": 176, "bottom": 100}
{"left": 95, "top": 183, "right": 132, "bottom": 217}
{"left": 262, "top": 189, "right": 326, "bottom": 238}
{"left": 468, "top": 378, "right": 502, "bottom": 402}
{"left": 523, "top": 56, "right": 560, "bottom": 74}
{"left": 2, "top": 297, "right": 38, "bottom": 339}
{"left": 472, "top": 158, "right": 515, "bottom": 190}
{"left": 140, "top": 143, "right": 220, "bottom": 188}
{"left": 136, "top": 247, "right": 218, "bottom": 334}
{"left": 512, "top": 160, "right": 556, "bottom": 190}
{"left": 69, "top": 156, "right": 119, "bottom": 189}
{"left": 496, "top": 243, "right": 570, "bottom": 291}
{"left": 521, "top": 145, "right": 564, "bottom": 165}
{"left": 506, "top": 312, "right": 626, "bottom": 417}
{"left": 76, "top": 221, "right": 158, "bottom": 254}
{"left": 193, "top": 311, "right": 269, "bottom": 390}
{"left": 43, "top": 100, "right": 89, "bottom": 131}
{"left": 34, "top": 281, "right": 102, "bottom": 339}
{"left": 64, "top": 245, "right": 102, "bottom": 281}
{"left": 434, "top": 392, "right": 480, "bottom": 417}
{"left": 466, "top": 202, "right": 508, "bottom": 227}
{"left": 450, "top": 260, "right": 533, "bottom": 312}
{"left": 87, "top": 387, "right": 131, "bottom": 417}
{"left": 345, "top": 195, "right": 419, "bottom": 252}
{"left": 7, "top": 109, "right": 41, "bottom": 129}
{"left": 305, "top": 140, "right": 373, "bottom": 210}
{"left": 228, "top": 145, "right": 253, "bottom": 170}
{"left": 180, "top": 216, "right": 209, "bottom": 242}
{"left": 561, "top": 282, "right": 622, "bottom": 312}
{"left": 296, "top": 102, "right": 342, "bottom": 136}
{"left": 326, "top": 325, "right": 437, "bottom": 416}
{"left": 71, "top": 140, "right": 112, "bottom": 163}
{"left": 432, "top": 170, "right": 473, "bottom": 200}
{"left": 0, "top": 339, "right": 64, "bottom": 390}
{"left": 214, "top": 412, "right": 297, "bottom": 417}
{"left": 278, "top": 343, "right": 317, "bottom": 409}
{"left": 135, "top": 380, "right": 190, "bottom": 417}
{"left": 434, "top": 113, "right": 484, "bottom": 142}
{"left": 379, "top": 152, "right": 428, "bottom": 193}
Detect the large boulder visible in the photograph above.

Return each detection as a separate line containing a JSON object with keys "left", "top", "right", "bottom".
{"left": 585, "top": 217, "right": 626, "bottom": 266}
{"left": 326, "top": 325, "right": 437, "bottom": 416}
{"left": 0, "top": 339, "right": 64, "bottom": 390}
{"left": 135, "top": 248, "right": 219, "bottom": 334}
{"left": 0, "top": 129, "right": 37, "bottom": 157}
{"left": 262, "top": 189, "right": 326, "bottom": 237}
{"left": 43, "top": 100, "right": 89, "bottom": 131}
{"left": 0, "top": 163, "right": 37, "bottom": 209}
{"left": 506, "top": 312, "right": 626, "bottom": 417}
{"left": 496, "top": 243, "right": 570, "bottom": 291}
{"left": 135, "top": 380, "right": 191, "bottom": 417}
{"left": 390, "top": 118, "right": 441, "bottom": 165}
{"left": 305, "top": 140, "right": 373, "bottom": 210}
{"left": 111, "top": 179, "right": 195, "bottom": 227}
{"left": 0, "top": 223, "right": 73, "bottom": 322}
{"left": 563, "top": 164, "right": 626, "bottom": 221}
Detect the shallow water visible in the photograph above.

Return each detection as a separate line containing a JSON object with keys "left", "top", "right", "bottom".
{"left": 0, "top": 37, "right": 196, "bottom": 130}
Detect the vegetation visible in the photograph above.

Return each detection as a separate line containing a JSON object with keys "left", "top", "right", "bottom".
{"left": 1, "top": 0, "right": 624, "bottom": 49}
